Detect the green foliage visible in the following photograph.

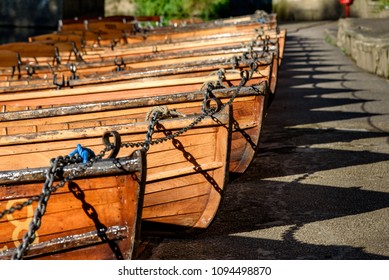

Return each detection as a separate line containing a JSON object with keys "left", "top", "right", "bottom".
{"left": 272, "top": 0, "right": 288, "bottom": 21}
{"left": 373, "top": 0, "right": 389, "bottom": 11}
{"left": 378, "top": 0, "right": 389, "bottom": 10}
{"left": 133, "top": 0, "right": 230, "bottom": 21}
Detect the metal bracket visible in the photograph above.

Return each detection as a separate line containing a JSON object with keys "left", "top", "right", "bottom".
{"left": 54, "top": 47, "right": 61, "bottom": 65}
{"left": 202, "top": 82, "right": 223, "bottom": 115}
{"left": 53, "top": 74, "right": 67, "bottom": 89}
{"left": 25, "top": 65, "right": 35, "bottom": 78}
{"left": 114, "top": 57, "right": 126, "bottom": 72}
{"left": 69, "top": 63, "right": 79, "bottom": 80}
{"left": 71, "top": 41, "right": 84, "bottom": 62}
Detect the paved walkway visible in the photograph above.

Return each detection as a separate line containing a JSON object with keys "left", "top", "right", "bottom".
{"left": 140, "top": 21, "right": 389, "bottom": 260}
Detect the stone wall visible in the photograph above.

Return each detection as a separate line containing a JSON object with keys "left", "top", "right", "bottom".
{"left": 350, "top": 0, "right": 389, "bottom": 18}
{"left": 337, "top": 17, "right": 389, "bottom": 79}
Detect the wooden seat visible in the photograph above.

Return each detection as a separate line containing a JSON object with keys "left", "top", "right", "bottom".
{"left": 0, "top": 50, "right": 20, "bottom": 68}
{"left": 0, "top": 50, "right": 21, "bottom": 79}
{"left": 0, "top": 42, "right": 57, "bottom": 65}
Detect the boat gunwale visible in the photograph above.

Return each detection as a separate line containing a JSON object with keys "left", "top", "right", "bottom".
{"left": 0, "top": 83, "right": 267, "bottom": 121}
{"left": 0, "top": 150, "right": 144, "bottom": 185}
{"left": 0, "top": 225, "right": 129, "bottom": 260}
{"left": 0, "top": 47, "right": 275, "bottom": 92}
{"left": 0, "top": 104, "right": 231, "bottom": 146}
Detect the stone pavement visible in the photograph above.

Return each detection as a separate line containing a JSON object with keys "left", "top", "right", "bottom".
{"left": 139, "top": 21, "right": 389, "bottom": 260}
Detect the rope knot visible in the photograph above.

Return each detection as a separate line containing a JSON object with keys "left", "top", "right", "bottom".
{"left": 145, "top": 105, "right": 186, "bottom": 121}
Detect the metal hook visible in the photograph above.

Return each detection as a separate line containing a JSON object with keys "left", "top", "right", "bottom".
{"left": 230, "top": 56, "right": 238, "bottom": 70}
{"left": 240, "top": 70, "right": 250, "bottom": 85}
{"left": 25, "top": 65, "right": 35, "bottom": 77}
{"left": 54, "top": 47, "right": 61, "bottom": 65}
{"left": 102, "top": 131, "right": 121, "bottom": 159}
{"left": 249, "top": 62, "right": 258, "bottom": 79}
{"left": 69, "top": 63, "right": 79, "bottom": 80}
{"left": 202, "top": 82, "right": 222, "bottom": 114}
{"left": 203, "top": 97, "right": 223, "bottom": 114}
{"left": 114, "top": 57, "right": 126, "bottom": 72}
{"left": 53, "top": 74, "right": 66, "bottom": 89}
{"left": 71, "top": 41, "right": 83, "bottom": 62}
{"left": 110, "top": 39, "right": 119, "bottom": 51}
{"left": 217, "top": 69, "right": 226, "bottom": 86}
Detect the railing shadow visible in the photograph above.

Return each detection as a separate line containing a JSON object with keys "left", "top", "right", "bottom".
{"left": 139, "top": 23, "right": 389, "bottom": 260}
{"left": 202, "top": 28, "right": 389, "bottom": 259}
{"left": 68, "top": 182, "right": 124, "bottom": 259}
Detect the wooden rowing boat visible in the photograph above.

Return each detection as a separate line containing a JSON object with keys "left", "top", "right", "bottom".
{"left": 62, "top": 29, "right": 284, "bottom": 63}
{"left": 0, "top": 69, "right": 268, "bottom": 162}
{"left": 50, "top": 11, "right": 277, "bottom": 49}
{"left": 0, "top": 149, "right": 146, "bottom": 260}
{"left": 0, "top": 97, "right": 232, "bottom": 244}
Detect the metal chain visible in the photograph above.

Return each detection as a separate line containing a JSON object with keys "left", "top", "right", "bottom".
{"left": 0, "top": 197, "right": 39, "bottom": 220}
{"left": 142, "top": 110, "right": 161, "bottom": 152}
{"left": 11, "top": 157, "right": 60, "bottom": 259}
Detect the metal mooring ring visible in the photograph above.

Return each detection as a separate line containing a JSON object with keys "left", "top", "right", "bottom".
{"left": 102, "top": 131, "right": 121, "bottom": 158}
{"left": 203, "top": 97, "right": 223, "bottom": 114}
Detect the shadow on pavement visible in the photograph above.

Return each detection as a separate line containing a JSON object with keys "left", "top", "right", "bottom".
{"left": 139, "top": 25, "right": 389, "bottom": 260}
